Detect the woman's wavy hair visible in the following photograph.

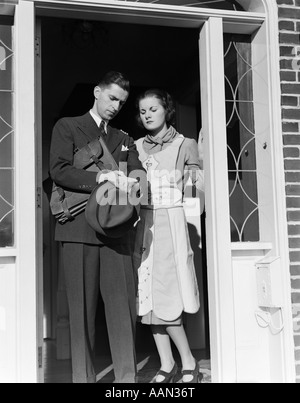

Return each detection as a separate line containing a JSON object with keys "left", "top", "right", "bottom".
{"left": 136, "top": 89, "right": 176, "bottom": 129}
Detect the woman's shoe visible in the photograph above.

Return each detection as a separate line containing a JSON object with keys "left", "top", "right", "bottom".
{"left": 182, "top": 360, "right": 202, "bottom": 384}
{"left": 152, "top": 363, "right": 178, "bottom": 384}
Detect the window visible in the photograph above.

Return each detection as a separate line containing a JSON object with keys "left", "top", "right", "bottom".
{"left": 0, "top": 23, "right": 14, "bottom": 248}
{"left": 224, "top": 34, "right": 259, "bottom": 242}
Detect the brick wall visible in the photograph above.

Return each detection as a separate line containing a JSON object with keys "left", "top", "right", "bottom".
{"left": 277, "top": 0, "right": 300, "bottom": 382}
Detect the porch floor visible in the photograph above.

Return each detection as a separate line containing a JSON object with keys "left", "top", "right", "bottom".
{"left": 43, "top": 339, "right": 211, "bottom": 384}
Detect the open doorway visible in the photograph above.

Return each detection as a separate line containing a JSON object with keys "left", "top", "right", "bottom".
{"left": 40, "top": 16, "right": 210, "bottom": 383}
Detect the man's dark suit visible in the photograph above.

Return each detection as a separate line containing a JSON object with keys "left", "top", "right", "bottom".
{"left": 50, "top": 112, "right": 144, "bottom": 383}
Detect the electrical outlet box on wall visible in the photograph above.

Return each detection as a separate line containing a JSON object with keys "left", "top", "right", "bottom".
{"left": 256, "top": 257, "right": 283, "bottom": 308}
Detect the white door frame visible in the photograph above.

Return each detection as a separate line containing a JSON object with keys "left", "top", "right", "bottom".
{"left": 10, "top": 0, "right": 294, "bottom": 383}
{"left": 199, "top": 17, "right": 237, "bottom": 382}
{"left": 15, "top": 0, "right": 43, "bottom": 383}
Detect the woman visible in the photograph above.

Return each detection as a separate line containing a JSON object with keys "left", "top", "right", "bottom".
{"left": 134, "top": 89, "right": 205, "bottom": 384}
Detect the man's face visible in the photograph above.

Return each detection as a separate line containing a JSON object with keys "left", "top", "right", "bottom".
{"left": 93, "top": 84, "right": 129, "bottom": 121}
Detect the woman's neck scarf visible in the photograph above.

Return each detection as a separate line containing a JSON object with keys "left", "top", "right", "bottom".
{"left": 143, "top": 126, "right": 180, "bottom": 155}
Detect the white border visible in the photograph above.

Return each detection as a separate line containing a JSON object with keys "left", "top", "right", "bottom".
{"left": 0, "top": 0, "right": 295, "bottom": 383}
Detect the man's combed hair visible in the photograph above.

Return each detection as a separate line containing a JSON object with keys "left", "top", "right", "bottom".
{"left": 98, "top": 71, "right": 130, "bottom": 93}
{"left": 136, "top": 89, "right": 176, "bottom": 128}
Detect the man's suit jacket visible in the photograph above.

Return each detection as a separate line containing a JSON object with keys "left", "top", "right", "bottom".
{"left": 49, "top": 112, "right": 144, "bottom": 245}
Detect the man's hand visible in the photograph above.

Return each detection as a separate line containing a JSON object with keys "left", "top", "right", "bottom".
{"left": 97, "top": 170, "right": 125, "bottom": 186}
{"left": 97, "top": 170, "right": 139, "bottom": 195}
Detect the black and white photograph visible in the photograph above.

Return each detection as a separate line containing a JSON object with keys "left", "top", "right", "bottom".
{"left": 0, "top": 0, "right": 299, "bottom": 385}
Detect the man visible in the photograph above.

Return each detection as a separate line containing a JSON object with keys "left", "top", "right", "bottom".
{"left": 50, "top": 72, "right": 144, "bottom": 383}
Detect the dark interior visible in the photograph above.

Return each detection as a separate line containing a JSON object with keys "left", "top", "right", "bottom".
{"left": 41, "top": 18, "right": 201, "bottom": 142}
{"left": 41, "top": 16, "right": 209, "bottom": 363}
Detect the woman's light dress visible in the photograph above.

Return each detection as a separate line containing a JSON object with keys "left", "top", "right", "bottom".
{"left": 134, "top": 133, "right": 204, "bottom": 325}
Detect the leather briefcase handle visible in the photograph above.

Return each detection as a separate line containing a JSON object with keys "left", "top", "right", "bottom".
{"left": 48, "top": 131, "right": 123, "bottom": 224}
{"left": 86, "top": 141, "right": 106, "bottom": 171}
{"left": 98, "top": 136, "right": 119, "bottom": 171}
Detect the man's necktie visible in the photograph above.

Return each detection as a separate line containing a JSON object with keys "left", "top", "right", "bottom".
{"left": 99, "top": 120, "right": 106, "bottom": 139}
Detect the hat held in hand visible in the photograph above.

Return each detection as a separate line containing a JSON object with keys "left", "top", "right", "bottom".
{"left": 85, "top": 180, "right": 140, "bottom": 239}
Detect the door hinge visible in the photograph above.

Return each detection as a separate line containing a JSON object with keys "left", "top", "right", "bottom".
{"left": 38, "top": 346, "right": 43, "bottom": 369}
{"left": 35, "top": 37, "right": 40, "bottom": 57}
{"left": 37, "top": 187, "right": 42, "bottom": 208}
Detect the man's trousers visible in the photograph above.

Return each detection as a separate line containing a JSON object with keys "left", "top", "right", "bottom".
{"left": 61, "top": 240, "right": 137, "bottom": 383}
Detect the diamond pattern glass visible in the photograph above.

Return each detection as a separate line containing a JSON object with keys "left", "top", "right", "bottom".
{"left": 224, "top": 34, "right": 259, "bottom": 242}
{"left": 0, "top": 24, "right": 14, "bottom": 248}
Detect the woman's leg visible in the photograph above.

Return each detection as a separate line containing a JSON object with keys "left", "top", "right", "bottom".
{"left": 152, "top": 325, "right": 176, "bottom": 382}
{"left": 166, "top": 325, "right": 197, "bottom": 382}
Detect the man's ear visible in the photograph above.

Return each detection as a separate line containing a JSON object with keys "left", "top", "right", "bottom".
{"left": 94, "top": 86, "right": 102, "bottom": 100}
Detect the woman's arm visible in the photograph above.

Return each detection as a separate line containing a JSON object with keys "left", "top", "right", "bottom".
{"left": 184, "top": 138, "right": 205, "bottom": 194}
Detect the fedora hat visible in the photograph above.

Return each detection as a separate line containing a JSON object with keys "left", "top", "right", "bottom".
{"left": 85, "top": 181, "right": 140, "bottom": 238}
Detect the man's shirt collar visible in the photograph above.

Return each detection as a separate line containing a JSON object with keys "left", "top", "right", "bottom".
{"left": 89, "top": 110, "right": 108, "bottom": 133}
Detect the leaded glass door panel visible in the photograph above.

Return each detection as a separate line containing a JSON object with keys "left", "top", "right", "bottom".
{"left": 0, "top": 23, "right": 14, "bottom": 248}
{"left": 224, "top": 34, "right": 259, "bottom": 242}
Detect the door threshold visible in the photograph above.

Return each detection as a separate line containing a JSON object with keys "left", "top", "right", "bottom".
{"left": 43, "top": 340, "right": 211, "bottom": 383}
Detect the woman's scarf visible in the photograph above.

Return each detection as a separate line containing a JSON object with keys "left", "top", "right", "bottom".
{"left": 143, "top": 126, "right": 180, "bottom": 155}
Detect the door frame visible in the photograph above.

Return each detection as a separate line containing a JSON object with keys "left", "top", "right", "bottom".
{"left": 14, "top": 0, "right": 43, "bottom": 382}
{"left": 12, "top": 0, "right": 294, "bottom": 383}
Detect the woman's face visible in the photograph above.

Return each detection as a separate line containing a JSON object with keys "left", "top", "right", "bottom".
{"left": 139, "top": 96, "right": 168, "bottom": 135}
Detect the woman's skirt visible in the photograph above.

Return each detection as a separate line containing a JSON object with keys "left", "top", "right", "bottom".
{"left": 134, "top": 206, "right": 200, "bottom": 325}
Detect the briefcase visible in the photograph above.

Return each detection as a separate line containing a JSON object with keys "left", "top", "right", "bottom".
{"left": 48, "top": 138, "right": 104, "bottom": 224}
